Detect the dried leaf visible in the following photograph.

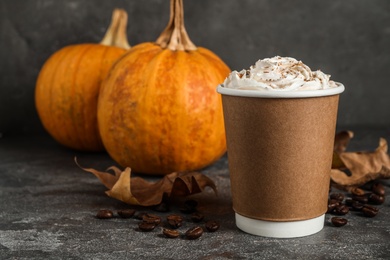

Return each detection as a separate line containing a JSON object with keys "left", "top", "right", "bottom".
{"left": 75, "top": 158, "right": 217, "bottom": 206}
{"left": 332, "top": 130, "right": 354, "bottom": 169}
{"left": 331, "top": 166, "right": 390, "bottom": 187}
{"left": 330, "top": 138, "right": 390, "bottom": 187}
{"left": 332, "top": 152, "right": 345, "bottom": 169}
{"left": 334, "top": 130, "right": 354, "bottom": 154}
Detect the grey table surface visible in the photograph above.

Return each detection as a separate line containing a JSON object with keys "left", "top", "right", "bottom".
{"left": 1, "top": 127, "right": 390, "bottom": 260}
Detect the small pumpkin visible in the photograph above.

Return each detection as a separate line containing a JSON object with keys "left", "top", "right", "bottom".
{"left": 35, "top": 9, "right": 130, "bottom": 151}
{"left": 98, "top": 0, "right": 230, "bottom": 174}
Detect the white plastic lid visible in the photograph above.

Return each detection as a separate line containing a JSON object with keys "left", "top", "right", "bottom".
{"left": 217, "top": 83, "right": 344, "bottom": 98}
{"left": 235, "top": 213, "right": 325, "bottom": 238}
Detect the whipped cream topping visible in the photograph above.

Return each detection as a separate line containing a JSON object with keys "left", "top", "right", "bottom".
{"left": 223, "top": 56, "right": 338, "bottom": 91}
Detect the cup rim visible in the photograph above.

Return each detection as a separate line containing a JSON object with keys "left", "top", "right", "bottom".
{"left": 217, "top": 82, "right": 344, "bottom": 98}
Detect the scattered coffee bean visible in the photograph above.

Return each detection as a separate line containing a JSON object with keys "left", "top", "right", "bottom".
{"left": 117, "top": 209, "right": 136, "bottom": 218}
{"left": 331, "top": 217, "right": 348, "bottom": 227}
{"left": 142, "top": 214, "right": 161, "bottom": 225}
{"left": 138, "top": 222, "right": 157, "bottom": 232}
{"left": 368, "top": 193, "right": 385, "bottom": 205}
{"left": 351, "top": 188, "right": 365, "bottom": 196}
{"left": 330, "top": 193, "right": 345, "bottom": 202}
{"left": 333, "top": 204, "right": 349, "bottom": 215}
{"left": 326, "top": 186, "right": 384, "bottom": 225}
{"left": 362, "top": 205, "right": 379, "bottom": 218}
{"left": 167, "top": 214, "right": 183, "bottom": 229}
{"left": 154, "top": 202, "right": 170, "bottom": 212}
{"left": 168, "top": 219, "right": 182, "bottom": 229}
{"left": 351, "top": 201, "right": 364, "bottom": 211}
{"left": 168, "top": 219, "right": 183, "bottom": 229}
{"left": 96, "top": 209, "right": 114, "bottom": 219}
{"left": 185, "top": 226, "right": 203, "bottom": 240}
{"left": 205, "top": 220, "right": 220, "bottom": 232}
{"left": 167, "top": 214, "right": 184, "bottom": 222}
{"left": 191, "top": 212, "right": 204, "bottom": 223}
{"left": 327, "top": 201, "right": 339, "bottom": 213}
{"left": 352, "top": 194, "right": 368, "bottom": 204}
{"left": 329, "top": 199, "right": 341, "bottom": 205}
{"left": 345, "top": 198, "right": 353, "bottom": 206}
{"left": 135, "top": 212, "right": 148, "bottom": 220}
{"left": 371, "top": 182, "right": 385, "bottom": 196}
{"left": 162, "top": 228, "right": 180, "bottom": 238}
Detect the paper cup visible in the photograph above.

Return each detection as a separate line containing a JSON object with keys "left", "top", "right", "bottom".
{"left": 217, "top": 84, "right": 344, "bottom": 238}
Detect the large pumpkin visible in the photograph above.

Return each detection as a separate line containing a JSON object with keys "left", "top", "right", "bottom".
{"left": 98, "top": 0, "right": 230, "bottom": 174}
{"left": 35, "top": 9, "right": 130, "bottom": 151}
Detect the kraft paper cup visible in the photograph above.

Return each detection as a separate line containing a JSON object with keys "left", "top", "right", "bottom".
{"left": 217, "top": 83, "right": 345, "bottom": 238}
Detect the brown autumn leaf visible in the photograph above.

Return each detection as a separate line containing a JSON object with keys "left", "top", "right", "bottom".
{"left": 75, "top": 158, "right": 217, "bottom": 206}
{"left": 330, "top": 137, "right": 390, "bottom": 188}
{"left": 332, "top": 130, "right": 354, "bottom": 169}
{"left": 334, "top": 130, "right": 354, "bottom": 154}
{"left": 332, "top": 152, "right": 345, "bottom": 169}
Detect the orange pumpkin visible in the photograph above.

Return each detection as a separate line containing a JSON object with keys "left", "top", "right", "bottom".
{"left": 98, "top": 0, "right": 230, "bottom": 174}
{"left": 35, "top": 9, "right": 130, "bottom": 151}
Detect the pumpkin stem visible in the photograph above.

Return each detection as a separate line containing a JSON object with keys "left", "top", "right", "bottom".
{"left": 156, "top": 0, "right": 197, "bottom": 51}
{"left": 100, "top": 9, "right": 131, "bottom": 50}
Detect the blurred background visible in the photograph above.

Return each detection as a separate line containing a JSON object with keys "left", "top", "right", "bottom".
{"left": 1, "top": 0, "right": 389, "bottom": 137}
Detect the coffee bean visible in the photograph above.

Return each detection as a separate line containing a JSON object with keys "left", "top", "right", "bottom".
{"left": 167, "top": 214, "right": 183, "bottom": 229}
{"left": 371, "top": 183, "right": 385, "bottom": 196}
{"left": 345, "top": 198, "right": 353, "bottom": 206}
{"left": 205, "top": 220, "right": 220, "bottom": 232}
{"left": 331, "top": 217, "right": 348, "bottom": 227}
{"left": 362, "top": 205, "right": 379, "bottom": 218}
{"left": 138, "top": 222, "right": 157, "bottom": 232}
{"left": 368, "top": 193, "right": 385, "bottom": 205}
{"left": 185, "top": 226, "right": 203, "bottom": 240}
{"left": 333, "top": 204, "right": 349, "bottom": 215}
{"left": 117, "top": 209, "right": 136, "bottom": 218}
{"left": 352, "top": 194, "right": 368, "bottom": 204}
{"left": 154, "top": 202, "right": 170, "bottom": 212}
{"left": 327, "top": 201, "right": 339, "bottom": 213}
{"left": 162, "top": 228, "right": 180, "bottom": 238}
{"left": 329, "top": 199, "right": 341, "bottom": 205}
{"left": 351, "top": 188, "right": 365, "bottom": 196}
{"left": 168, "top": 219, "right": 182, "bottom": 229}
{"left": 96, "top": 209, "right": 113, "bottom": 219}
{"left": 167, "top": 214, "right": 184, "bottom": 222}
{"left": 191, "top": 212, "right": 204, "bottom": 223}
{"left": 135, "top": 212, "right": 148, "bottom": 220}
{"left": 330, "top": 193, "right": 345, "bottom": 202}
{"left": 142, "top": 214, "right": 161, "bottom": 225}
{"left": 351, "top": 201, "right": 364, "bottom": 211}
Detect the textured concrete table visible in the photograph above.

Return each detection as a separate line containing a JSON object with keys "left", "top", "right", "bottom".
{"left": 1, "top": 127, "right": 390, "bottom": 259}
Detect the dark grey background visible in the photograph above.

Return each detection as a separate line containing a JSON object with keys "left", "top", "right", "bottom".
{"left": 1, "top": 0, "right": 389, "bottom": 136}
